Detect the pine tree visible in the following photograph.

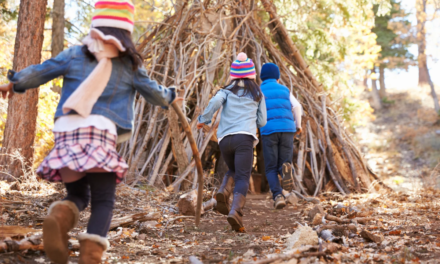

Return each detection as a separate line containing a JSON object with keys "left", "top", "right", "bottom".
{"left": 0, "top": 0, "right": 47, "bottom": 180}
{"left": 372, "top": 0, "right": 413, "bottom": 99}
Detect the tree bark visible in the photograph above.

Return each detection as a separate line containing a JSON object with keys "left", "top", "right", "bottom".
{"left": 370, "top": 68, "right": 382, "bottom": 110}
{"left": 0, "top": 0, "right": 48, "bottom": 180}
{"left": 416, "top": 0, "right": 440, "bottom": 112}
{"left": 51, "top": 0, "right": 64, "bottom": 58}
{"left": 378, "top": 65, "right": 386, "bottom": 99}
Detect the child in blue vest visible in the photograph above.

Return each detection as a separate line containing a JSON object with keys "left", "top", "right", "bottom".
{"left": 260, "top": 63, "right": 302, "bottom": 209}
{"left": 197, "top": 53, "right": 267, "bottom": 231}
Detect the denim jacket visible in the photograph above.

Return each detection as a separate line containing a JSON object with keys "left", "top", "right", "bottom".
{"left": 7, "top": 45, "right": 175, "bottom": 137}
{"left": 198, "top": 86, "right": 267, "bottom": 140}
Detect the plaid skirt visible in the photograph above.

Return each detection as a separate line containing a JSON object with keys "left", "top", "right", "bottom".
{"left": 37, "top": 127, "right": 128, "bottom": 183}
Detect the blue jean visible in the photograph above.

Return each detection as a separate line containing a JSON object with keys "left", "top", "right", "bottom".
{"left": 219, "top": 134, "right": 254, "bottom": 196}
{"left": 262, "top": 132, "right": 294, "bottom": 200}
{"left": 64, "top": 172, "right": 116, "bottom": 237}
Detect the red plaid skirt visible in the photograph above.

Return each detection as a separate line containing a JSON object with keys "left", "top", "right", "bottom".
{"left": 37, "top": 127, "right": 128, "bottom": 183}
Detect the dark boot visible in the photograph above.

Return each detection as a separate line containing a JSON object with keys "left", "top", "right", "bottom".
{"left": 227, "top": 193, "right": 246, "bottom": 232}
{"left": 216, "top": 173, "right": 234, "bottom": 215}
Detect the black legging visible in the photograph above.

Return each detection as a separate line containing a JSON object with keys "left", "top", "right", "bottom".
{"left": 64, "top": 172, "right": 116, "bottom": 237}
{"left": 219, "top": 134, "right": 254, "bottom": 196}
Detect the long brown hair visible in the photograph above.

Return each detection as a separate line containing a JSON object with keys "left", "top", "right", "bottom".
{"left": 82, "top": 26, "right": 143, "bottom": 71}
{"left": 223, "top": 78, "right": 263, "bottom": 102}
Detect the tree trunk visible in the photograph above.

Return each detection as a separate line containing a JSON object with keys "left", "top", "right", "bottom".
{"left": 370, "top": 68, "right": 382, "bottom": 110}
{"left": 378, "top": 65, "right": 386, "bottom": 99}
{"left": 416, "top": 0, "right": 440, "bottom": 112}
{"left": 51, "top": 0, "right": 64, "bottom": 58}
{"left": 50, "top": 0, "right": 64, "bottom": 94}
{"left": 0, "top": 0, "right": 48, "bottom": 180}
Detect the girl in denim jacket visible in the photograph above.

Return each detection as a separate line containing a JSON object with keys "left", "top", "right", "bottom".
{"left": 197, "top": 53, "right": 267, "bottom": 232}
{"left": 0, "top": 1, "right": 176, "bottom": 263}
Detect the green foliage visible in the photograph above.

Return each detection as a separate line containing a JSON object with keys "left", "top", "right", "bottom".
{"left": 271, "top": 0, "right": 381, "bottom": 126}
{"left": 0, "top": 0, "right": 18, "bottom": 22}
{"left": 372, "top": 0, "right": 414, "bottom": 69}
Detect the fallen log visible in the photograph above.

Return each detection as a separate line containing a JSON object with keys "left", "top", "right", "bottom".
{"left": 0, "top": 235, "right": 79, "bottom": 253}
{"left": 109, "top": 212, "right": 160, "bottom": 231}
{"left": 177, "top": 191, "right": 217, "bottom": 216}
{"left": 0, "top": 226, "right": 39, "bottom": 238}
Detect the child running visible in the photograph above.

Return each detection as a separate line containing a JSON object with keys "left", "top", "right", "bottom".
{"left": 0, "top": 1, "right": 176, "bottom": 263}
{"left": 259, "top": 63, "right": 302, "bottom": 209}
{"left": 197, "top": 53, "right": 267, "bottom": 231}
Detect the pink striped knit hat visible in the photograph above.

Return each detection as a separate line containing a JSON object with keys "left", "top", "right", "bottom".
{"left": 230, "top": 52, "right": 256, "bottom": 80}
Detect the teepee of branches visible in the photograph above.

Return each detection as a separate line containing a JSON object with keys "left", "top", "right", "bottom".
{"left": 118, "top": 0, "right": 385, "bottom": 196}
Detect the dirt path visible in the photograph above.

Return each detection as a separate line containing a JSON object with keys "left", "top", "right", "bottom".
{"left": 355, "top": 88, "right": 440, "bottom": 191}
{"left": 0, "top": 188, "right": 308, "bottom": 264}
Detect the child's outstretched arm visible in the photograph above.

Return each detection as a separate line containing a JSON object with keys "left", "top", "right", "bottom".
{"left": 133, "top": 67, "right": 176, "bottom": 108}
{"left": 197, "top": 90, "right": 227, "bottom": 129}
{"left": 7, "top": 48, "right": 73, "bottom": 94}
{"left": 290, "top": 94, "right": 303, "bottom": 134}
{"left": 256, "top": 96, "right": 267, "bottom": 128}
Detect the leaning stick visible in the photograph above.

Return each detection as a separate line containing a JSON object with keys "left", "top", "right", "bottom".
{"left": 171, "top": 101, "right": 204, "bottom": 227}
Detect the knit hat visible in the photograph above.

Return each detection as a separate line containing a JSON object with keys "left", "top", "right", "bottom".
{"left": 92, "top": 0, "right": 135, "bottom": 33}
{"left": 260, "top": 63, "right": 280, "bottom": 81}
{"left": 230, "top": 52, "right": 256, "bottom": 80}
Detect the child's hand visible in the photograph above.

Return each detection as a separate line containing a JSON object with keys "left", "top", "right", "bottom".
{"left": 294, "top": 128, "right": 302, "bottom": 139}
{"left": 196, "top": 123, "right": 204, "bottom": 130}
{"left": 0, "top": 83, "right": 13, "bottom": 99}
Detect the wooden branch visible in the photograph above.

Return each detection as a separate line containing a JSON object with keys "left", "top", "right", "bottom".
{"left": 171, "top": 101, "right": 205, "bottom": 226}
{"left": 148, "top": 128, "right": 171, "bottom": 185}
{"left": 110, "top": 212, "right": 161, "bottom": 230}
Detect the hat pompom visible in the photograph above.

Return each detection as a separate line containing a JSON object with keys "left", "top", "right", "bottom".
{"left": 237, "top": 52, "right": 248, "bottom": 62}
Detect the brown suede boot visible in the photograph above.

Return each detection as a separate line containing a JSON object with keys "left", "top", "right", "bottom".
{"left": 216, "top": 172, "right": 234, "bottom": 215}
{"left": 227, "top": 193, "right": 246, "bottom": 232}
{"left": 78, "top": 233, "right": 109, "bottom": 264}
{"left": 43, "top": 200, "right": 79, "bottom": 264}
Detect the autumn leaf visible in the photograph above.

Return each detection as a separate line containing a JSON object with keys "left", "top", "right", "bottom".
{"left": 262, "top": 236, "right": 271, "bottom": 241}
{"left": 388, "top": 230, "right": 401, "bottom": 235}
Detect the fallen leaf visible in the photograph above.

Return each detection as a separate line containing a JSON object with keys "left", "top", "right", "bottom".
{"left": 388, "top": 230, "right": 401, "bottom": 235}
{"left": 262, "top": 236, "right": 271, "bottom": 241}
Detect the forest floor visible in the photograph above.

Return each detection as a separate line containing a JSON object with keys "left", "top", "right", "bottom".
{"left": 2, "top": 87, "right": 440, "bottom": 263}
{"left": 2, "top": 179, "right": 440, "bottom": 263}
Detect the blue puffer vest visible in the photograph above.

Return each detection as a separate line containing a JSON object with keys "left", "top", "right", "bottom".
{"left": 260, "top": 79, "right": 296, "bottom": 135}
